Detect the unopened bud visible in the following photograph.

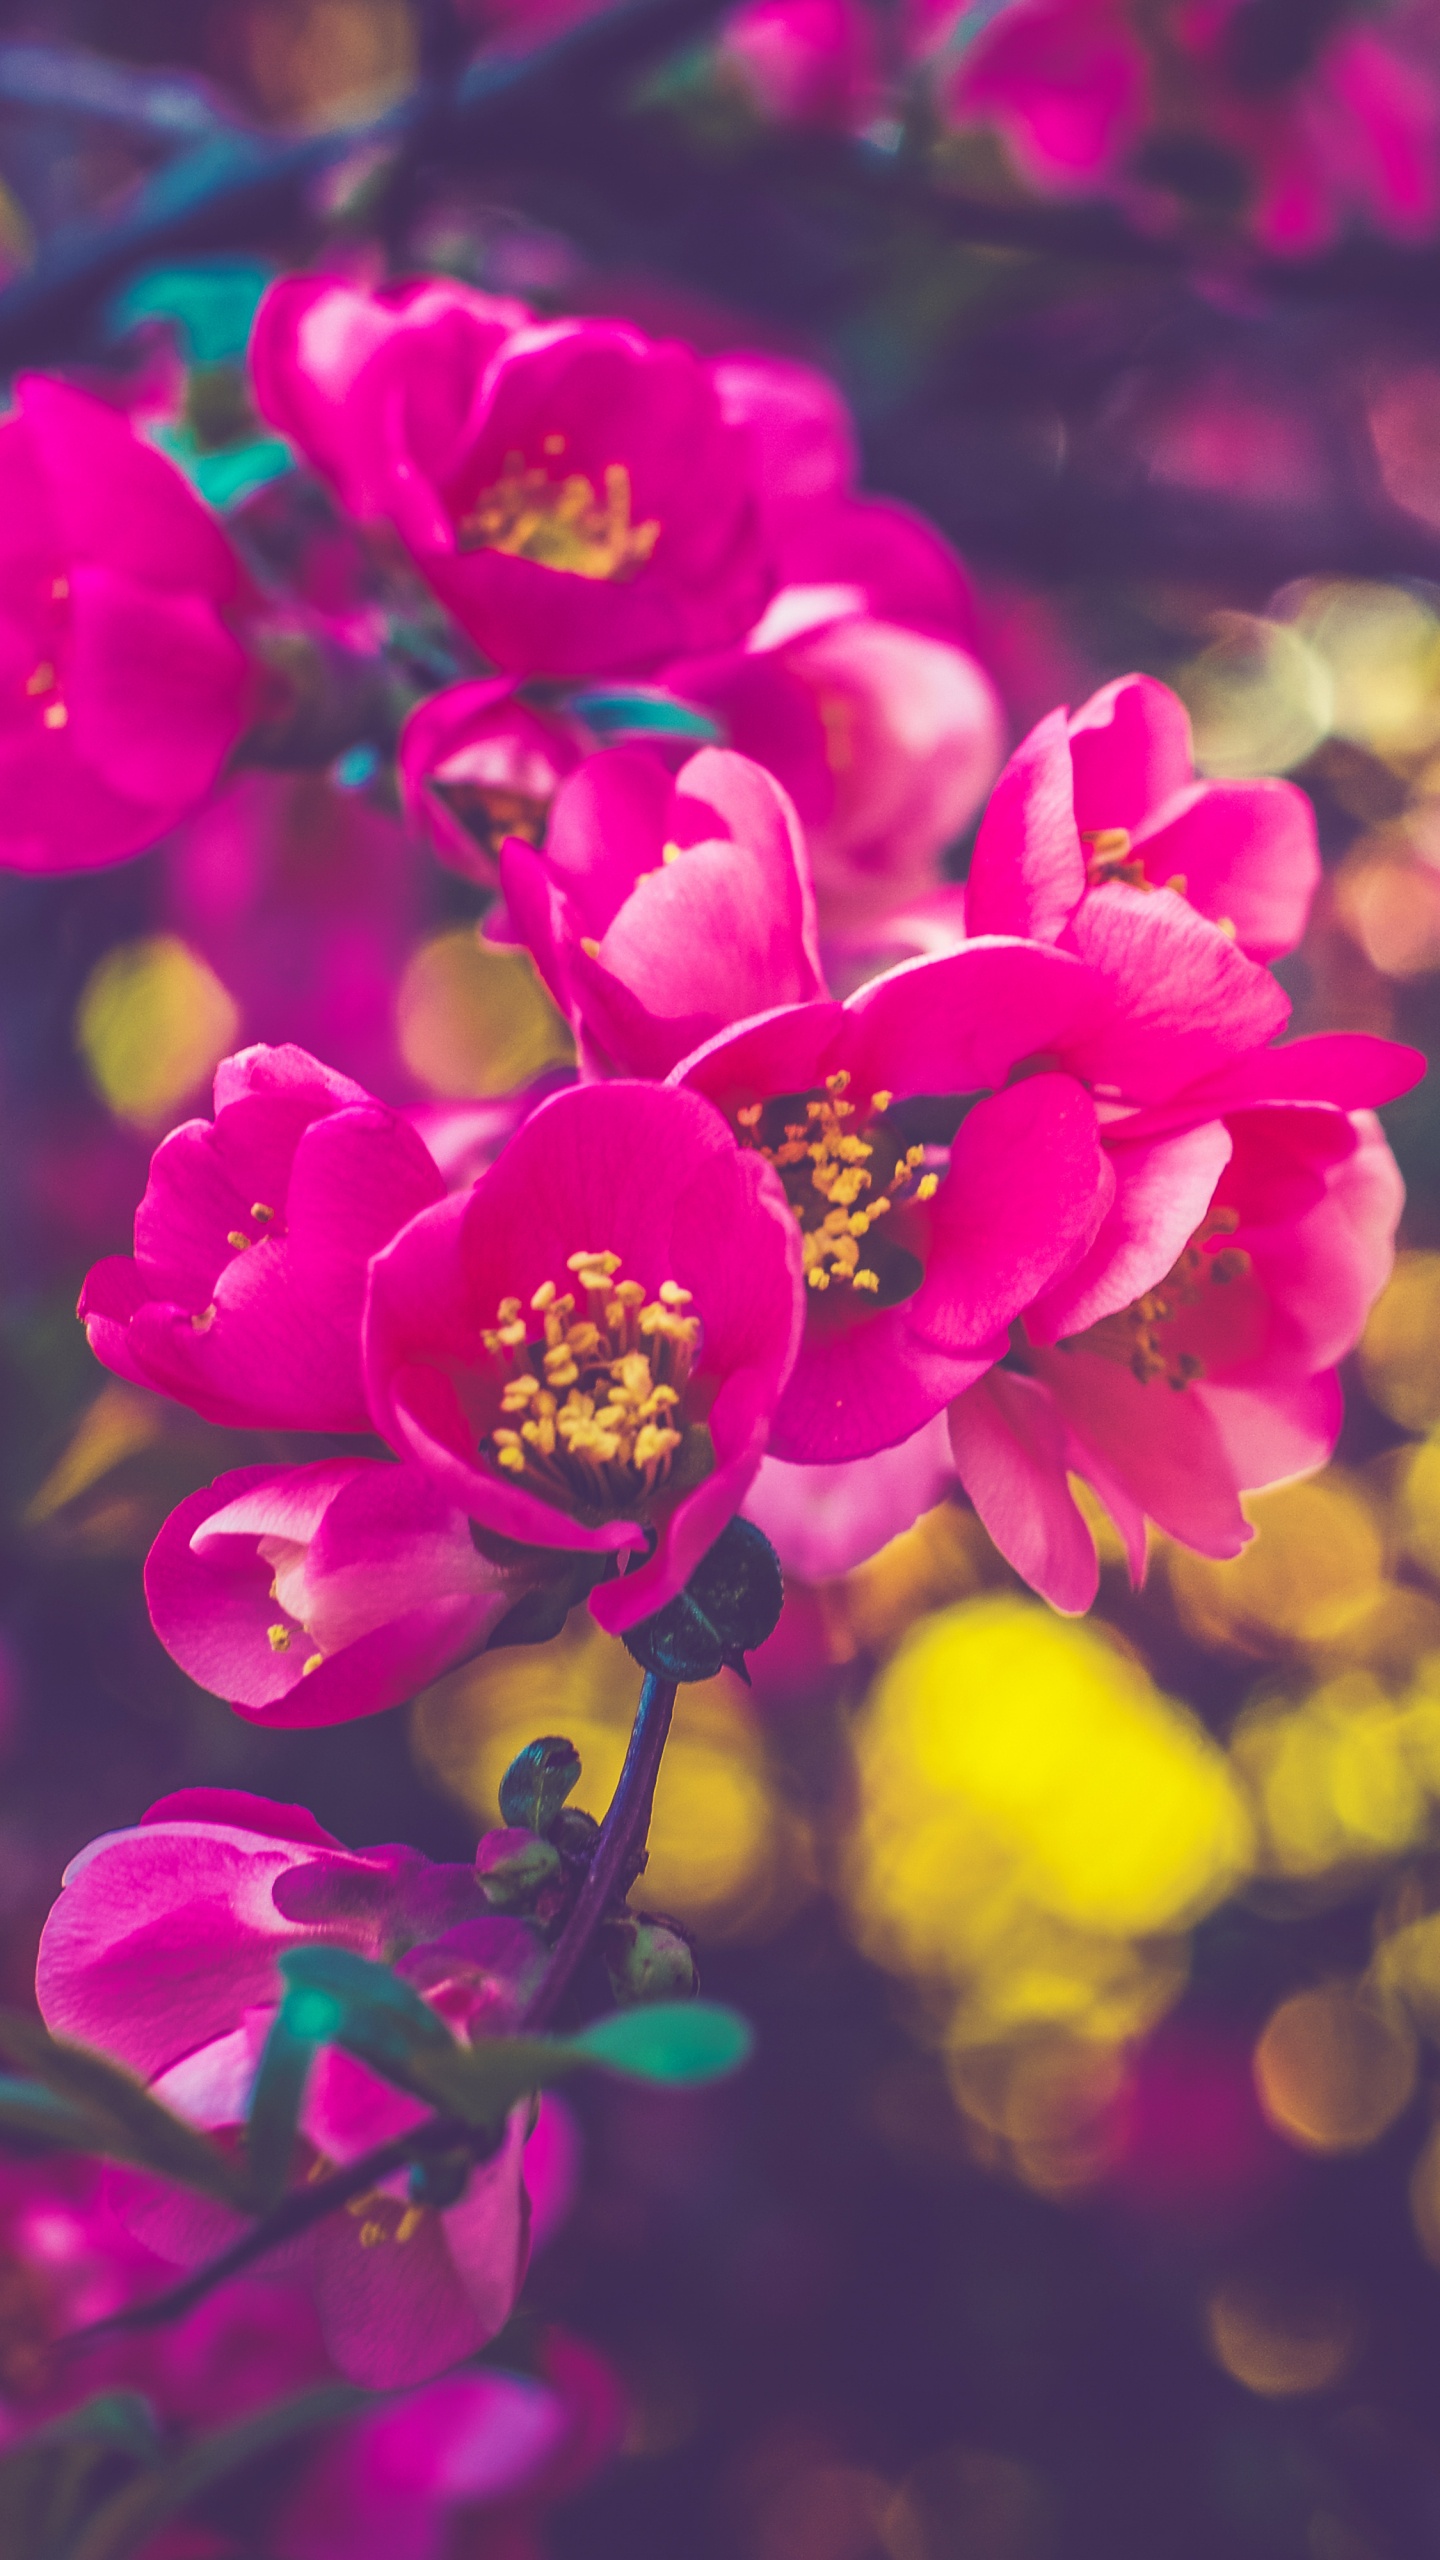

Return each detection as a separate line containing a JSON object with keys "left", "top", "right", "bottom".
{"left": 603, "top": 1911, "right": 699, "bottom": 2006}
{"left": 474, "top": 1826, "right": 562, "bottom": 1911}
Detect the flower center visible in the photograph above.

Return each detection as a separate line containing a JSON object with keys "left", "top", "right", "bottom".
{"left": 736, "top": 1072, "right": 939, "bottom": 1295}
{"left": 457, "top": 442, "right": 661, "bottom": 582}
{"left": 1082, "top": 828, "right": 1198, "bottom": 910}
{"left": 480, "top": 1251, "right": 702, "bottom": 1511}
{"left": 1069, "top": 1207, "right": 1249, "bottom": 1388}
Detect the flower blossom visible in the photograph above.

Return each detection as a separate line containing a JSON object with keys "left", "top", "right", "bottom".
{"left": 80, "top": 1043, "right": 445, "bottom": 1434}
{"left": 0, "top": 376, "right": 254, "bottom": 872}
{"left": 965, "top": 672, "right": 1321, "bottom": 965}
{"left": 36, "top": 1791, "right": 573, "bottom": 2388}
{"left": 496, "top": 744, "right": 823, "bottom": 1077}
{"left": 252, "top": 276, "right": 773, "bottom": 677}
{"left": 948, "top": 1051, "right": 1417, "bottom": 1611}
{"left": 363, "top": 1078, "right": 805, "bottom": 1635}
{"left": 146, "top": 1457, "right": 536, "bottom": 1728}
{"left": 398, "top": 676, "right": 587, "bottom": 886}
{"left": 918, "top": 0, "right": 1150, "bottom": 196}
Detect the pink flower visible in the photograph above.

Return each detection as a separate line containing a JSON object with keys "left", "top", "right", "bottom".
{"left": 497, "top": 745, "right": 823, "bottom": 1078}
{"left": 948, "top": 1035, "right": 1422, "bottom": 1612}
{"left": 921, "top": 0, "right": 1150, "bottom": 193}
{"left": 363, "top": 1079, "right": 805, "bottom": 1636}
{"left": 664, "top": 593, "right": 1004, "bottom": 932}
{"left": 146, "top": 1458, "right": 535, "bottom": 1727}
{"left": 80, "top": 1044, "right": 445, "bottom": 1433}
{"left": 250, "top": 275, "right": 530, "bottom": 530}
{"left": 1180, "top": 0, "right": 1440, "bottom": 255}
{"left": 253, "top": 279, "right": 772, "bottom": 678}
{"left": 36, "top": 1791, "right": 568, "bottom": 2388}
{"left": 723, "top": 0, "right": 880, "bottom": 129}
{"left": 0, "top": 376, "right": 253, "bottom": 872}
{"left": 398, "top": 677, "right": 587, "bottom": 887}
{"left": 965, "top": 674, "right": 1321, "bottom": 966}
{"left": 671, "top": 945, "right": 1118, "bottom": 1462}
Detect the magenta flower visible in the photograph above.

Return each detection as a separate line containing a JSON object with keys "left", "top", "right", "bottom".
{"left": 965, "top": 674, "right": 1321, "bottom": 966}
{"left": 663, "top": 595, "right": 1004, "bottom": 933}
{"left": 36, "top": 1792, "right": 572, "bottom": 2388}
{"left": 671, "top": 946, "right": 1119, "bottom": 1462}
{"left": 948, "top": 1033, "right": 1423, "bottom": 1612}
{"left": 80, "top": 1044, "right": 444, "bottom": 1434}
{"left": 0, "top": 376, "right": 253, "bottom": 872}
{"left": 723, "top": 0, "right": 880, "bottom": 128}
{"left": 920, "top": 0, "right": 1150, "bottom": 194}
{"left": 146, "top": 1458, "right": 535, "bottom": 1728}
{"left": 363, "top": 1079, "right": 804, "bottom": 1636}
{"left": 253, "top": 278, "right": 772, "bottom": 678}
{"left": 250, "top": 274, "right": 530, "bottom": 530}
{"left": 497, "top": 745, "right": 823, "bottom": 1078}
{"left": 398, "top": 676, "right": 587, "bottom": 886}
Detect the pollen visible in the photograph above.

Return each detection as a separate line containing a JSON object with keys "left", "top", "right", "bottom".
{"left": 41, "top": 701, "right": 67, "bottom": 730}
{"left": 267, "top": 1624, "right": 292, "bottom": 1652}
{"left": 457, "top": 452, "right": 661, "bottom": 582}
{"left": 302, "top": 1652, "right": 324, "bottom": 1676}
{"left": 1072, "top": 1206, "right": 1249, "bottom": 1389}
{"left": 25, "top": 662, "right": 53, "bottom": 696}
{"left": 480, "top": 1252, "right": 702, "bottom": 1511}
{"left": 735, "top": 1072, "right": 942, "bottom": 1295}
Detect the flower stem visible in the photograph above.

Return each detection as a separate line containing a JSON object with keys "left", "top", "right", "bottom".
{"left": 521, "top": 1670, "right": 678, "bottom": 2031}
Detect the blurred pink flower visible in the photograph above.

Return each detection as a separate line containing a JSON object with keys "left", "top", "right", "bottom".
{"left": 398, "top": 677, "right": 588, "bottom": 886}
{"left": 920, "top": 0, "right": 1150, "bottom": 193}
{"left": 146, "top": 1458, "right": 534, "bottom": 1727}
{"left": 498, "top": 745, "right": 822, "bottom": 1077}
{"left": 253, "top": 278, "right": 773, "bottom": 678}
{"left": 0, "top": 377, "right": 253, "bottom": 872}
{"left": 363, "top": 1079, "right": 805, "bottom": 1636}
{"left": 80, "top": 1043, "right": 445, "bottom": 1434}
{"left": 965, "top": 673, "right": 1321, "bottom": 965}
{"left": 723, "top": 0, "right": 881, "bottom": 128}
{"left": 36, "top": 1791, "right": 567, "bottom": 2388}
{"left": 664, "top": 595, "right": 1004, "bottom": 933}
{"left": 949, "top": 1045, "right": 1419, "bottom": 1610}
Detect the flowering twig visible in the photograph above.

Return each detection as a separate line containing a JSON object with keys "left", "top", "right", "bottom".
{"left": 62, "top": 1667, "right": 679, "bottom": 2350}
{"left": 521, "top": 1669, "right": 678, "bottom": 2030}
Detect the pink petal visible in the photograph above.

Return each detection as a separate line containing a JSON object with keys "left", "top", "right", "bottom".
{"left": 948, "top": 1368, "right": 1099, "bottom": 1614}
{"left": 963, "top": 705, "right": 1086, "bottom": 942}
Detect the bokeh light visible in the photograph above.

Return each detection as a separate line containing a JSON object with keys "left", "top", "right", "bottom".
{"left": 1253, "top": 1980, "right": 1417, "bottom": 2154}
{"left": 396, "top": 927, "right": 573, "bottom": 1096}
{"left": 75, "top": 933, "right": 239, "bottom": 1128}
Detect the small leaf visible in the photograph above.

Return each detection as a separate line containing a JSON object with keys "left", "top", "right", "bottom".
{"left": 276, "top": 1946, "right": 458, "bottom": 2097}
{"left": 569, "top": 2001, "right": 752, "bottom": 2084}
{"left": 623, "top": 1517, "right": 783, "bottom": 1683}
{"left": 244, "top": 2010, "right": 315, "bottom": 2211}
{"left": 498, "top": 1737, "right": 582, "bottom": 1836}
{"left": 0, "top": 2017, "right": 246, "bottom": 2204}
{"left": 567, "top": 685, "right": 721, "bottom": 745}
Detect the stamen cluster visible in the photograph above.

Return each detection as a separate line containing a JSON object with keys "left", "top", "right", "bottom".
{"left": 482, "top": 1250, "right": 701, "bottom": 1509}
{"left": 737, "top": 1072, "right": 939, "bottom": 1294}
{"left": 1077, "top": 1207, "right": 1249, "bottom": 1389}
{"left": 459, "top": 451, "right": 661, "bottom": 583}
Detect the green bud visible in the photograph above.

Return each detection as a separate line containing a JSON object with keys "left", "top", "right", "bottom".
{"left": 474, "top": 1827, "right": 563, "bottom": 1911}
{"left": 623, "top": 1516, "right": 783, "bottom": 1684}
{"left": 498, "top": 1736, "right": 582, "bottom": 1835}
{"left": 604, "top": 1912, "right": 699, "bottom": 2006}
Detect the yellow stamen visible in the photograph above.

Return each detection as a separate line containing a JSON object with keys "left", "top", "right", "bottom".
{"left": 735, "top": 1072, "right": 942, "bottom": 1296}
{"left": 302, "top": 1653, "right": 323, "bottom": 1676}
{"left": 458, "top": 454, "right": 661, "bottom": 582}
{"left": 481, "top": 1252, "right": 702, "bottom": 1511}
{"left": 41, "top": 701, "right": 67, "bottom": 730}
{"left": 267, "top": 1625, "right": 291, "bottom": 1652}
{"left": 1069, "top": 1205, "right": 1247, "bottom": 1389}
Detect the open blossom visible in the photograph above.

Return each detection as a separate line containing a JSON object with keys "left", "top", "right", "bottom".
{"left": 364, "top": 1079, "right": 805, "bottom": 1635}
{"left": 253, "top": 276, "right": 773, "bottom": 678}
{"left": 36, "top": 1792, "right": 571, "bottom": 2389}
{"left": 398, "top": 677, "right": 587, "bottom": 886}
{"left": 943, "top": 1031, "right": 1423, "bottom": 1610}
{"left": 146, "top": 1458, "right": 536, "bottom": 1727}
{"left": 79, "top": 1043, "right": 444, "bottom": 1433}
{"left": 663, "top": 590, "right": 1005, "bottom": 934}
{"left": 916, "top": 0, "right": 1149, "bottom": 194}
{"left": 496, "top": 745, "right": 823, "bottom": 1077}
{"left": 965, "top": 672, "right": 1321, "bottom": 964}
{"left": 0, "top": 375, "right": 253, "bottom": 872}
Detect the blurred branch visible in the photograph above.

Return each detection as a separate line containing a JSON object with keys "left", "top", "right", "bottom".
{"left": 520, "top": 1669, "right": 677, "bottom": 2031}
{"left": 0, "top": 0, "right": 739, "bottom": 368}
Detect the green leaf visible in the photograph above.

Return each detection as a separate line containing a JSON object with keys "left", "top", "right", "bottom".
{"left": 64, "top": 2385, "right": 365, "bottom": 2560}
{"left": 108, "top": 259, "right": 275, "bottom": 365}
{"left": 244, "top": 2009, "right": 316, "bottom": 2212}
{"left": 277, "top": 1946, "right": 458, "bottom": 2097}
{"left": 569, "top": 2001, "right": 753, "bottom": 2085}
{"left": 567, "top": 685, "right": 721, "bottom": 745}
{"left": 0, "top": 2017, "right": 246, "bottom": 2204}
{"left": 498, "top": 1736, "right": 582, "bottom": 1835}
{"left": 149, "top": 423, "right": 295, "bottom": 510}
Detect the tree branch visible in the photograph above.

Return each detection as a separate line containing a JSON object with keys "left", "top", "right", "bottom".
{"left": 521, "top": 1670, "right": 678, "bottom": 2031}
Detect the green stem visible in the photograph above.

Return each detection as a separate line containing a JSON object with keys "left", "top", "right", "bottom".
{"left": 521, "top": 1670, "right": 678, "bottom": 2031}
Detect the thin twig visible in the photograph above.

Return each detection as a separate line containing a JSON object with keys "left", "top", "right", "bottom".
{"left": 521, "top": 1669, "right": 678, "bottom": 2031}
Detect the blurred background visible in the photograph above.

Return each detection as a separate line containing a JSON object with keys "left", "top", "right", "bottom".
{"left": 8, "top": 0, "right": 1440, "bottom": 2553}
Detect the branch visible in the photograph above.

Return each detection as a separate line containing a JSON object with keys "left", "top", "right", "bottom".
{"left": 521, "top": 1669, "right": 678, "bottom": 2031}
